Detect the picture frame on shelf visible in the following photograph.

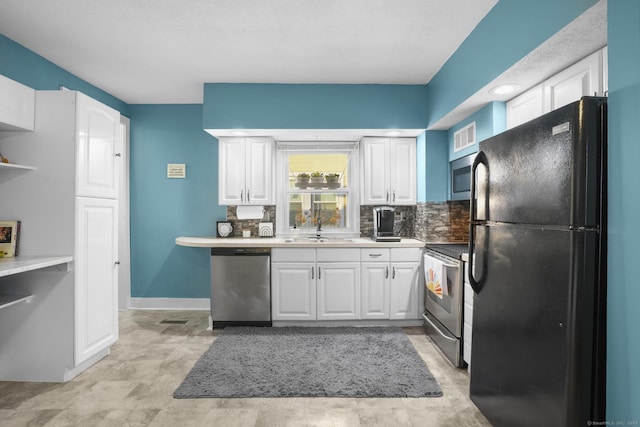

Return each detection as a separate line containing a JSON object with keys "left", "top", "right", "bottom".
{"left": 216, "top": 221, "right": 234, "bottom": 238}
{"left": 0, "top": 220, "right": 21, "bottom": 257}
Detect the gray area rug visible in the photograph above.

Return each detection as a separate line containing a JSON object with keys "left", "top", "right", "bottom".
{"left": 173, "top": 326, "right": 443, "bottom": 398}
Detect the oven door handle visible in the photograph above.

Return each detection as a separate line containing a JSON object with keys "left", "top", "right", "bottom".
{"left": 422, "top": 313, "right": 457, "bottom": 342}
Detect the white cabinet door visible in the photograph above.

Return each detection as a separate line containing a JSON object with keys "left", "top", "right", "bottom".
{"left": 218, "top": 138, "right": 246, "bottom": 204}
{"left": 272, "top": 262, "right": 316, "bottom": 320}
{"left": 245, "top": 137, "right": 273, "bottom": 205}
{"left": 389, "top": 262, "right": 420, "bottom": 319}
{"left": 75, "top": 197, "right": 119, "bottom": 365}
{"left": 543, "top": 50, "right": 602, "bottom": 112}
{"left": 361, "top": 262, "right": 390, "bottom": 319}
{"left": 0, "top": 74, "right": 35, "bottom": 131}
{"left": 362, "top": 137, "right": 416, "bottom": 205}
{"left": 506, "top": 84, "right": 544, "bottom": 129}
{"left": 75, "top": 93, "right": 120, "bottom": 199}
{"left": 316, "top": 262, "right": 361, "bottom": 320}
{"left": 361, "top": 137, "right": 389, "bottom": 204}
{"left": 219, "top": 137, "right": 273, "bottom": 205}
{"left": 389, "top": 138, "right": 416, "bottom": 205}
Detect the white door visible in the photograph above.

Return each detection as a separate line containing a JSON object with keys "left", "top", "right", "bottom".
{"left": 316, "top": 262, "right": 360, "bottom": 320}
{"left": 75, "top": 197, "right": 119, "bottom": 365}
{"left": 389, "top": 138, "right": 416, "bottom": 205}
{"left": 361, "top": 262, "right": 390, "bottom": 319}
{"left": 75, "top": 93, "right": 120, "bottom": 199}
{"left": 245, "top": 137, "right": 273, "bottom": 205}
{"left": 218, "top": 138, "right": 246, "bottom": 204}
{"left": 272, "top": 263, "right": 316, "bottom": 320}
{"left": 361, "top": 137, "right": 389, "bottom": 204}
{"left": 543, "top": 51, "right": 602, "bottom": 112}
{"left": 389, "top": 262, "right": 420, "bottom": 320}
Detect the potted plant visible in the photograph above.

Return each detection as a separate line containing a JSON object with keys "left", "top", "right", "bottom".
{"left": 325, "top": 173, "right": 340, "bottom": 184}
{"left": 310, "top": 171, "right": 324, "bottom": 184}
{"left": 295, "top": 172, "right": 310, "bottom": 188}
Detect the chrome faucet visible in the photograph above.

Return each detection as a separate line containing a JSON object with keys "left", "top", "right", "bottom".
{"left": 316, "top": 219, "right": 322, "bottom": 238}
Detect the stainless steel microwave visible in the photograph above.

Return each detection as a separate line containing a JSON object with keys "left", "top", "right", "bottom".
{"left": 450, "top": 153, "right": 476, "bottom": 200}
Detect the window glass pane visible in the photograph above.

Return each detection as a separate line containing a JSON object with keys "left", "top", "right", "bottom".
{"left": 289, "top": 193, "right": 348, "bottom": 229}
{"left": 288, "top": 153, "right": 348, "bottom": 189}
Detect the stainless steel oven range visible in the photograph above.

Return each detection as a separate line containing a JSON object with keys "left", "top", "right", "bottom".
{"left": 423, "top": 244, "right": 468, "bottom": 368}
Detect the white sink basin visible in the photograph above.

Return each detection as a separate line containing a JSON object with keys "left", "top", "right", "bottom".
{"left": 283, "top": 237, "right": 355, "bottom": 243}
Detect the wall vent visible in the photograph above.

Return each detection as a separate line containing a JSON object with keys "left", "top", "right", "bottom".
{"left": 453, "top": 122, "right": 476, "bottom": 152}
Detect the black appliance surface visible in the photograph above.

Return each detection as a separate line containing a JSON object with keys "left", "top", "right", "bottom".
{"left": 467, "top": 97, "right": 607, "bottom": 427}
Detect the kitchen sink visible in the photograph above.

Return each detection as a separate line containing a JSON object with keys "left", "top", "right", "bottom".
{"left": 283, "top": 237, "right": 355, "bottom": 243}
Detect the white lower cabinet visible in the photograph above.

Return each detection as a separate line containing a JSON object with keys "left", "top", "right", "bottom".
{"left": 272, "top": 262, "right": 316, "bottom": 320}
{"left": 389, "top": 262, "right": 421, "bottom": 319}
{"left": 316, "top": 262, "right": 360, "bottom": 320}
{"left": 272, "top": 247, "right": 422, "bottom": 323}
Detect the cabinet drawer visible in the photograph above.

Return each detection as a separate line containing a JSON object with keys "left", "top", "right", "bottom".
{"left": 271, "top": 248, "right": 315, "bottom": 262}
{"left": 360, "top": 248, "right": 390, "bottom": 262}
{"left": 316, "top": 248, "right": 360, "bottom": 262}
{"left": 390, "top": 248, "right": 422, "bottom": 262}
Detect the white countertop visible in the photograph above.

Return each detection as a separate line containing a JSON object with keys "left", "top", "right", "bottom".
{"left": 176, "top": 236, "right": 426, "bottom": 248}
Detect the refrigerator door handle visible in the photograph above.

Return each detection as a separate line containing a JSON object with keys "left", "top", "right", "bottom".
{"left": 469, "top": 151, "right": 488, "bottom": 293}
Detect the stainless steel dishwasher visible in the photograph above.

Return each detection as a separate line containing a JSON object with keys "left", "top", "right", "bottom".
{"left": 210, "top": 247, "right": 271, "bottom": 328}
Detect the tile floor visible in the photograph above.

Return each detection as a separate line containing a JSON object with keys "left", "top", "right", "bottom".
{"left": 0, "top": 310, "right": 491, "bottom": 426}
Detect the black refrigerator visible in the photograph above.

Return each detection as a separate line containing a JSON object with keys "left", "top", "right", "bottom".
{"left": 467, "top": 97, "right": 607, "bottom": 427}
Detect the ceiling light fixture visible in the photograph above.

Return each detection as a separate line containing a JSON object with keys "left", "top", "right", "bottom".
{"left": 489, "top": 84, "right": 520, "bottom": 96}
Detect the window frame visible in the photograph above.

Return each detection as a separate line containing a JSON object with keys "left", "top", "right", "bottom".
{"left": 275, "top": 142, "right": 360, "bottom": 237}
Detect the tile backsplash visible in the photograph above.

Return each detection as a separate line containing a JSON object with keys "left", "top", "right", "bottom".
{"left": 225, "top": 201, "right": 469, "bottom": 242}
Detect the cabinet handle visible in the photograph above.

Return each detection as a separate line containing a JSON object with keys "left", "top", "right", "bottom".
{"left": 247, "top": 189, "right": 250, "bottom": 203}
{"left": 392, "top": 266, "right": 396, "bottom": 279}
{"left": 393, "top": 190, "right": 396, "bottom": 202}
{"left": 311, "top": 267, "right": 314, "bottom": 279}
{"left": 318, "top": 267, "right": 321, "bottom": 279}
{"left": 385, "top": 266, "right": 389, "bottom": 279}
{"left": 115, "top": 153, "right": 122, "bottom": 157}
{"left": 114, "top": 261, "right": 121, "bottom": 265}
{"left": 386, "top": 190, "right": 389, "bottom": 202}
{"left": 369, "top": 253, "right": 382, "bottom": 258}
{"left": 240, "top": 190, "right": 244, "bottom": 202}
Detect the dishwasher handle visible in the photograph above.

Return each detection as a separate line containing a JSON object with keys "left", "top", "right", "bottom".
{"left": 211, "top": 248, "right": 271, "bottom": 256}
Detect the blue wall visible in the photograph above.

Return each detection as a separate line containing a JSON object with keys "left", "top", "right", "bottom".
{"left": 129, "top": 105, "right": 223, "bottom": 298}
{"left": 447, "top": 102, "right": 506, "bottom": 161}
{"left": 0, "top": 35, "right": 129, "bottom": 116}
{"left": 203, "top": 83, "right": 428, "bottom": 130}
{"left": 606, "top": 1, "right": 640, "bottom": 421}
{"left": 426, "top": 0, "right": 598, "bottom": 127}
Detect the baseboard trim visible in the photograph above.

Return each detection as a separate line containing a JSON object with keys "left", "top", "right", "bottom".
{"left": 129, "top": 297, "right": 210, "bottom": 311}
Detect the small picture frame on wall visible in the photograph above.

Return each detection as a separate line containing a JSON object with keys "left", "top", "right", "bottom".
{"left": 216, "top": 221, "right": 234, "bottom": 238}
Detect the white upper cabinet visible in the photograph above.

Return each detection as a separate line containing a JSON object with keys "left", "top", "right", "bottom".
{"left": 506, "top": 48, "right": 607, "bottom": 129}
{"left": 0, "top": 74, "right": 35, "bottom": 131}
{"left": 506, "top": 84, "right": 544, "bottom": 129}
{"left": 219, "top": 137, "right": 274, "bottom": 205}
{"left": 75, "top": 93, "right": 120, "bottom": 199}
{"left": 543, "top": 50, "right": 602, "bottom": 112}
{"left": 361, "top": 137, "right": 416, "bottom": 205}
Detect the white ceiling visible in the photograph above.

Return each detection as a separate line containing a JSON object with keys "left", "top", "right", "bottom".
{"left": 0, "top": 0, "right": 498, "bottom": 104}
{"left": 0, "top": 0, "right": 607, "bottom": 134}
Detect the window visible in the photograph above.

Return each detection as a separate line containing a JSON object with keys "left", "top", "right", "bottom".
{"left": 276, "top": 143, "right": 359, "bottom": 236}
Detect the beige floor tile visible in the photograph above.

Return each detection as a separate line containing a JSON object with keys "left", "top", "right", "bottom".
{"left": 0, "top": 310, "right": 490, "bottom": 427}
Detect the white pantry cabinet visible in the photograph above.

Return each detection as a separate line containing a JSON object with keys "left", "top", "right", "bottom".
{"left": 218, "top": 137, "right": 274, "bottom": 205}
{"left": 0, "top": 74, "right": 35, "bottom": 131}
{"left": 0, "top": 90, "right": 120, "bottom": 382}
{"left": 361, "top": 137, "right": 416, "bottom": 206}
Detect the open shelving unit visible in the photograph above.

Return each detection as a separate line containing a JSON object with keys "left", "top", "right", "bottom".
{"left": 0, "top": 256, "right": 73, "bottom": 310}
